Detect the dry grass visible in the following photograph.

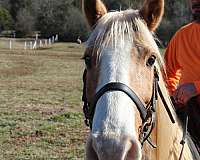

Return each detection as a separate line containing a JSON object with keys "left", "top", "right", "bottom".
{"left": 0, "top": 40, "right": 89, "bottom": 159}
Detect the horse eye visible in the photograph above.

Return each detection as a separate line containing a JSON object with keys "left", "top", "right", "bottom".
{"left": 146, "top": 55, "right": 156, "bottom": 67}
{"left": 84, "top": 56, "right": 92, "bottom": 68}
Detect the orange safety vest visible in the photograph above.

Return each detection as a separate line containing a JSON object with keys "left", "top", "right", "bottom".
{"left": 164, "top": 21, "right": 200, "bottom": 95}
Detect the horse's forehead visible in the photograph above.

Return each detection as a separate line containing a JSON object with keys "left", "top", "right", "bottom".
{"left": 86, "top": 10, "right": 140, "bottom": 41}
{"left": 85, "top": 10, "right": 159, "bottom": 58}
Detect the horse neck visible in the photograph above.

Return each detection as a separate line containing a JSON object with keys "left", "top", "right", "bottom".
{"left": 155, "top": 68, "right": 194, "bottom": 159}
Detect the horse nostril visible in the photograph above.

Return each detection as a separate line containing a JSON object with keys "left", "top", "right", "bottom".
{"left": 126, "top": 139, "right": 142, "bottom": 160}
{"left": 86, "top": 136, "right": 99, "bottom": 160}
{"left": 91, "top": 133, "right": 142, "bottom": 160}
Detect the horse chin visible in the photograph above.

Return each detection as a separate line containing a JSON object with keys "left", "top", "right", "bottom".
{"left": 86, "top": 133, "right": 142, "bottom": 160}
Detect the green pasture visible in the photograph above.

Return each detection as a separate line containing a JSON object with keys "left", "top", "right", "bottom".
{"left": 0, "top": 39, "right": 88, "bottom": 160}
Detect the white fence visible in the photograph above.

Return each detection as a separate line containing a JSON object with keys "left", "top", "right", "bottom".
{"left": 0, "top": 34, "right": 58, "bottom": 50}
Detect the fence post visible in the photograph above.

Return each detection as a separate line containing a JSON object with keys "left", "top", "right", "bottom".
{"left": 39, "top": 40, "right": 43, "bottom": 48}
{"left": 45, "top": 39, "right": 48, "bottom": 46}
{"left": 9, "top": 40, "right": 12, "bottom": 50}
{"left": 36, "top": 34, "right": 39, "bottom": 40}
{"left": 24, "top": 41, "right": 27, "bottom": 50}
{"left": 30, "top": 41, "right": 33, "bottom": 50}
{"left": 55, "top": 34, "right": 58, "bottom": 41}
{"left": 49, "top": 38, "right": 51, "bottom": 45}
{"left": 52, "top": 36, "right": 55, "bottom": 43}
{"left": 33, "top": 40, "right": 37, "bottom": 49}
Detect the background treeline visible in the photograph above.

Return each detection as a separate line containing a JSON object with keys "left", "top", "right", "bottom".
{"left": 0, "top": 0, "right": 191, "bottom": 44}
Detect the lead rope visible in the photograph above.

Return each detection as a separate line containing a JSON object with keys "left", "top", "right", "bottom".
{"left": 82, "top": 69, "right": 90, "bottom": 127}
{"left": 179, "top": 115, "right": 188, "bottom": 160}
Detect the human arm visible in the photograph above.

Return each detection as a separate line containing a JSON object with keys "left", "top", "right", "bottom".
{"left": 173, "top": 83, "right": 197, "bottom": 105}
{"left": 164, "top": 35, "right": 181, "bottom": 96}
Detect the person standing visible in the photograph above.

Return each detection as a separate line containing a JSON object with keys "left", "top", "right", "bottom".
{"left": 164, "top": 0, "right": 200, "bottom": 149}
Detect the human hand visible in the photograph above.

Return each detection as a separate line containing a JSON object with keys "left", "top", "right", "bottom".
{"left": 173, "top": 83, "right": 197, "bottom": 105}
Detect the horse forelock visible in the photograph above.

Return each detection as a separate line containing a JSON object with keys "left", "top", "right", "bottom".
{"left": 85, "top": 9, "right": 165, "bottom": 70}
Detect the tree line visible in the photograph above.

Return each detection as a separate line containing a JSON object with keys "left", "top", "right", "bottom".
{"left": 0, "top": 0, "right": 191, "bottom": 44}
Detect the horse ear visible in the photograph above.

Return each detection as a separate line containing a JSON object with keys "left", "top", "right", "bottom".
{"left": 139, "top": 0, "right": 164, "bottom": 31}
{"left": 82, "top": 0, "right": 107, "bottom": 28}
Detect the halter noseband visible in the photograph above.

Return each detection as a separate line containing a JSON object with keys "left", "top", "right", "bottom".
{"left": 92, "top": 82, "right": 147, "bottom": 123}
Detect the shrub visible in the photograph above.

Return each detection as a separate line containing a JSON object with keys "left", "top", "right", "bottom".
{"left": 36, "top": 0, "right": 87, "bottom": 42}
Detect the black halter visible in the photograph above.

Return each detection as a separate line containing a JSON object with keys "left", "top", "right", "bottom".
{"left": 82, "top": 67, "right": 175, "bottom": 147}
{"left": 92, "top": 82, "right": 147, "bottom": 122}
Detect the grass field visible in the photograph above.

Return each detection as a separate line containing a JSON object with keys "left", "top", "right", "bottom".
{"left": 0, "top": 39, "right": 88, "bottom": 160}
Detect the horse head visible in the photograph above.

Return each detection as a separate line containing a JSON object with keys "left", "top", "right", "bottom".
{"left": 82, "top": 0, "right": 164, "bottom": 159}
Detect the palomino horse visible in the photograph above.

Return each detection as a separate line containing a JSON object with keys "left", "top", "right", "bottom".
{"left": 81, "top": 0, "right": 199, "bottom": 159}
